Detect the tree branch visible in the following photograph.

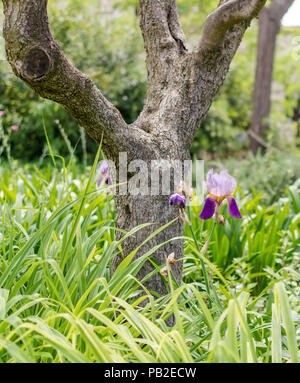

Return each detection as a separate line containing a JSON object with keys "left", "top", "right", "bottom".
{"left": 268, "top": 0, "right": 295, "bottom": 21}
{"left": 198, "top": 0, "right": 267, "bottom": 52}
{"left": 2, "top": 0, "right": 149, "bottom": 159}
{"left": 184, "top": 0, "right": 267, "bottom": 139}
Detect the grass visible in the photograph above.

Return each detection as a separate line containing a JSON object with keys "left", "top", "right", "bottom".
{"left": 0, "top": 156, "right": 299, "bottom": 363}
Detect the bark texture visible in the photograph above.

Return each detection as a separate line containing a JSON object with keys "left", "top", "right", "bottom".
{"left": 250, "top": 0, "right": 295, "bottom": 154}
{"left": 2, "top": 0, "right": 267, "bottom": 307}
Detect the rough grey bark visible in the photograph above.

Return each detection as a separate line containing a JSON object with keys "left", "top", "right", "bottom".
{"left": 250, "top": 0, "right": 295, "bottom": 154}
{"left": 1, "top": 0, "right": 267, "bottom": 308}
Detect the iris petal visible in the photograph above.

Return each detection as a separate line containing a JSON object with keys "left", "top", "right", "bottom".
{"left": 206, "top": 168, "right": 237, "bottom": 196}
{"left": 227, "top": 197, "right": 242, "bottom": 219}
{"left": 169, "top": 193, "right": 186, "bottom": 208}
{"left": 206, "top": 169, "right": 215, "bottom": 194}
{"left": 199, "top": 197, "right": 217, "bottom": 220}
{"left": 97, "top": 176, "right": 104, "bottom": 187}
{"left": 99, "top": 160, "right": 109, "bottom": 175}
{"left": 105, "top": 177, "right": 112, "bottom": 186}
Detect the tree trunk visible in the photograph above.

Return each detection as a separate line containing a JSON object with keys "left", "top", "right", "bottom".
{"left": 1, "top": 0, "right": 267, "bottom": 309}
{"left": 113, "top": 194, "right": 184, "bottom": 297}
{"left": 293, "top": 97, "right": 300, "bottom": 145}
{"left": 250, "top": 0, "right": 295, "bottom": 154}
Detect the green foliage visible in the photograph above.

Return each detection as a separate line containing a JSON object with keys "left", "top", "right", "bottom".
{"left": 0, "top": 159, "right": 299, "bottom": 363}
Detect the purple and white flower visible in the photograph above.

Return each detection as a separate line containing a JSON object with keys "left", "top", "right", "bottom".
{"left": 169, "top": 193, "right": 186, "bottom": 209}
{"left": 199, "top": 169, "right": 242, "bottom": 220}
{"left": 97, "top": 160, "right": 112, "bottom": 186}
{"left": 169, "top": 192, "right": 190, "bottom": 224}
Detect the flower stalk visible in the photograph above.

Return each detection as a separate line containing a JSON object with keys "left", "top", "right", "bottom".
{"left": 187, "top": 201, "right": 215, "bottom": 307}
{"left": 169, "top": 168, "right": 241, "bottom": 309}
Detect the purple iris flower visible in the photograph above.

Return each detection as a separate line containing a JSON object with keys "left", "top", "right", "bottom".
{"left": 97, "top": 160, "right": 112, "bottom": 186}
{"left": 199, "top": 169, "right": 242, "bottom": 220}
{"left": 169, "top": 193, "right": 186, "bottom": 209}
{"left": 99, "top": 160, "right": 108, "bottom": 175}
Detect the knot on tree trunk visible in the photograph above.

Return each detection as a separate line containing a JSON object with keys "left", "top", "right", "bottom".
{"left": 22, "top": 47, "right": 51, "bottom": 81}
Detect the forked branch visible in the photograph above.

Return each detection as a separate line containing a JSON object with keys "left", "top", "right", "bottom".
{"left": 198, "top": 0, "right": 267, "bottom": 52}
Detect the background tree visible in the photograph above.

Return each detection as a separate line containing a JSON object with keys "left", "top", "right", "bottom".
{"left": 1, "top": 0, "right": 267, "bottom": 302}
{"left": 250, "top": 0, "right": 295, "bottom": 154}
{"left": 293, "top": 97, "right": 300, "bottom": 144}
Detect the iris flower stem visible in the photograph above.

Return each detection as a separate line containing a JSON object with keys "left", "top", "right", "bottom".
{"left": 187, "top": 203, "right": 215, "bottom": 308}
